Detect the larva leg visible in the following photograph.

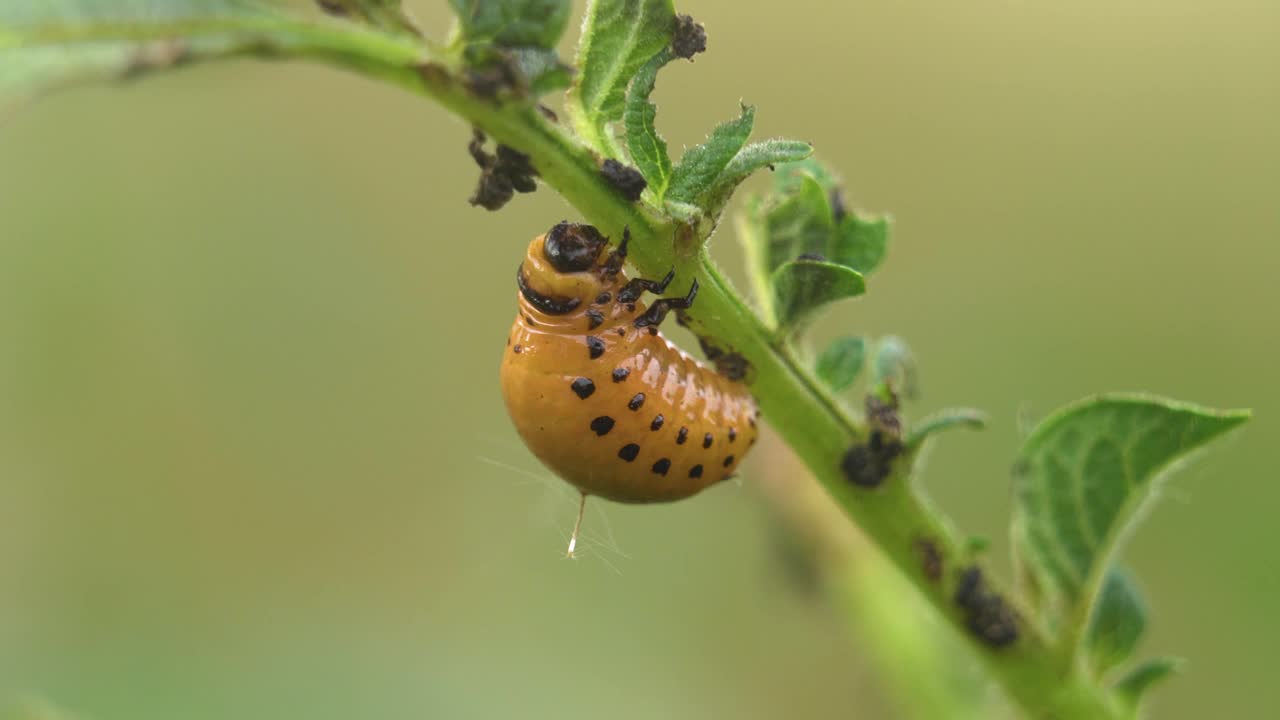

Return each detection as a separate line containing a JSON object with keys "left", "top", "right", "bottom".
{"left": 618, "top": 268, "right": 675, "bottom": 303}
{"left": 601, "top": 227, "right": 630, "bottom": 277}
{"left": 634, "top": 279, "right": 699, "bottom": 328}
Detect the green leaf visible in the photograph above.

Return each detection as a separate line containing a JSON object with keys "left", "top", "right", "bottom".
{"left": 742, "top": 158, "right": 891, "bottom": 283}
{"left": 738, "top": 167, "right": 845, "bottom": 326}
{"left": 870, "top": 335, "right": 918, "bottom": 398}
{"left": 448, "top": 0, "right": 570, "bottom": 98}
{"left": 814, "top": 336, "right": 867, "bottom": 393}
{"left": 698, "top": 138, "right": 814, "bottom": 217}
{"left": 1084, "top": 567, "right": 1147, "bottom": 676}
{"left": 623, "top": 50, "right": 673, "bottom": 198}
{"left": 1113, "top": 657, "right": 1183, "bottom": 712}
{"left": 906, "top": 408, "right": 987, "bottom": 448}
{"left": 774, "top": 156, "right": 839, "bottom": 195}
{"left": 775, "top": 157, "right": 890, "bottom": 275}
{"left": 834, "top": 212, "right": 890, "bottom": 275}
{"left": 666, "top": 103, "right": 756, "bottom": 205}
{"left": 448, "top": 0, "right": 570, "bottom": 49}
{"left": 1011, "top": 395, "right": 1249, "bottom": 644}
{"left": 507, "top": 46, "right": 571, "bottom": 94}
{"left": 664, "top": 199, "right": 702, "bottom": 224}
{"left": 0, "top": 0, "right": 427, "bottom": 112}
{"left": 761, "top": 170, "right": 833, "bottom": 272}
{"left": 569, "top": 0, "right": 674, "bottom": 149}
{"left": 771, "top": 259, "right": 865, "bottom": 331}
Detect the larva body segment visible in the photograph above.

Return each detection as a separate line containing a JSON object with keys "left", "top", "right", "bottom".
{"left": 500, "top": 223, "right": 758, "bottom": 504}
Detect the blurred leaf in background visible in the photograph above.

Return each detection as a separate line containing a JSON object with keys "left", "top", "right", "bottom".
{"left": 0, "top": 696, "right": 81, "bottom": 720}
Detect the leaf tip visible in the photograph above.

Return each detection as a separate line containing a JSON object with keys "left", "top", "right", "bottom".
{"left": 1114, "top": 656, "right": 1185, "bottom": 711}
{"left": 905, "top": 408, "right": 988, "bottom": 449}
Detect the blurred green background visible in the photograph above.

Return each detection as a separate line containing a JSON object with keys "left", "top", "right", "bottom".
{"left": 1, "top": 1, "right": 1276, "bottom": 717}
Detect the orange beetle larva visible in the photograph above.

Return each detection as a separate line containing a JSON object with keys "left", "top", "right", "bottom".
{"left": 500, "top": 222, "right": 758, "bottom": 554}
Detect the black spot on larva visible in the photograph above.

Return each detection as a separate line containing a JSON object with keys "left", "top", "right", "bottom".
{"left": 612, "top": 367, "right": 630, "bottom": 382}
{"left": 652, "top": 458, "right": 671, "bottom": 476}
{"left": 728, "top": 427, "right": 737, "bottom": 442}
{"left": 595, "top": 292, "right": 612, "bottom": 304}
{"left": 723, "top": 455, "right": 735, "bottom": 467}
{"left": 586, "top": 336, "right": 605, "bottom": 359}
{"left": 615, "top": 328, "right": 627, "bottom": 337}
{"left": 628, "top": 393, "right": 646, "bottom": 410}
{"left": 671, "top": 14, "right": 708, "bottom": 60}
{"left": 570, "top": 377, "right": 595, "bottom": 399}
{"left": 590, "top": 416, "right": 615, "bottom": 436}
{"left": 676, "top": 427, "right": 689, "bottom": 444}
{"left": 650, "top": 415, "right": 665, "bottom": 431}
{"left": 586, "top": 309, "right": 604, "bottom": 330}
{"left": 513, "top": 344, "right": 522, "bottom": 354}
{"left": 647, "top": 327, "right": 658, "bottom": 336}
{"left": 618, "top": 443, "right": 641, "bottom": 462}
{"left": 600, "top": 158, "right": 647, "bottom": 202}
{"left": 703, "top": 432, "right": 713, "bottom": 449}
{"left": 689, "top": 464, "right": 703, "bottom": 479}
{"left": 626, "top": 303, "right": 637, "bottom": 313}
{"left": 915, "top": 537, "right": 943, "bottom": 583}
{"left": 953, "top": 567, "right": 1020, "bottom": 648}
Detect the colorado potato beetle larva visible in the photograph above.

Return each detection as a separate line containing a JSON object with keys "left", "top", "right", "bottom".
{"left": 500, "top": 222, "right": 758, "bottom": 554}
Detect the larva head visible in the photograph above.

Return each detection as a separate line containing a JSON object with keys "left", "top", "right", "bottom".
{"left": 517, "top": 222, "right": 615, "bottom": 315}
{"left": 543, "top": 221, "right": 608, "bottom": 272}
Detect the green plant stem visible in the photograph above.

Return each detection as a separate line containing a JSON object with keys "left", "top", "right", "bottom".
{"left": 756, "top": 454, "right": 1004, "bottom": 719}
{"left": 70, "top": 18, "right": 1123, "bottom": 719}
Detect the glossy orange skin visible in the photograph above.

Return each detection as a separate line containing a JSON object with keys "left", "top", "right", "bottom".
{"left": 500, "top": 233, "right": 758, "bottom": 503}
